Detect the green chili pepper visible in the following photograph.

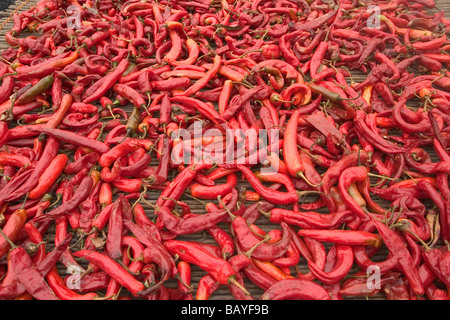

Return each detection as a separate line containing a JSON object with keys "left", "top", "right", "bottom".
{"left": 15, "top": 74, "right": 54, "bottom": 105}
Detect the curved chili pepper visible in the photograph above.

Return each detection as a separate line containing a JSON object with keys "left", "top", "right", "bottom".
{"left": 260, "top": 278, "right": 331, "bottom": 300}
{"left": 337, "top": 165, "right": 372, "bottom": 222}
{"left": 169, "top": 96, "right": 230, "bottom": 132}
{"left": 100, "top": 159, "right": 122, "bottom": 183}
{"left": 122, "top": 216, "right": 168, "bottom": 272}
{"left": 231, "top": 212, "right": 291, "bottom": 261}
{"left": 99, "top": 139, "right": 140, "bottom": 168}
{"left": 73, "top": 249, "right": 145, "bottom": 297}
{"left": 416, "top": 179, "right": 449, "bottom": 242}
{"left": 46, "top": 265, "right": 99, "bottom": 301}
{"left": 354, "top": 110, "right": 406, "bottom": 154}
{"left": 65, "top": 152, "right": 99, "bottom": 175}
{"left": 83, "top": 59, "right": 130, "bottom": 103}
{"left": 392, "top": 99, "right": 431, "bottom": 134}
{"left": 307, "top": 244, "right": 354, "bottom": 285}
{"left": 190, "top": 173, "right": 238, "bottom": 200}
{"left": 156, "top": 192, "right": 236, "bottom": 235}
{"left": 120, "top": 152, "right": 152, "bottom": 178}
{"left": 236, "top": 165, "right": 298, "bottom": 205}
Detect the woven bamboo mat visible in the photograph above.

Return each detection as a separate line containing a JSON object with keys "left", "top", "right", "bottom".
{"left": 0, "top": 0, "right": 449, "bottom": 301}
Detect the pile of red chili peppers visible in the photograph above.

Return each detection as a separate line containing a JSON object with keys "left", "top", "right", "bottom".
{"left": 0, "top": 0, "right": 449, "bottom": 300}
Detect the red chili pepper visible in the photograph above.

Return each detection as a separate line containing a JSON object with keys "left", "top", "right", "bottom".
{"left": 100, "top": 159, "right": 122, "bottom": 183}
{"left": 65, "top": 152, "right": 99, "bottom": 175}
{"left": 264, "top": 208, "right": 354, "bottom": 230}
{"left": 9, "top": 245, "right": 59, "bottom": 300}
{"left": 337, "top": 166, "right": 371, "bottom": 222}
{"left": 99, "top": 139, "right": 140, "bottom": 168}
{"left": 416, "top": 180, "right": 449, "bottom": 242}
{"left": 73, "top": 249, "right": 145, "bottom": 297}
{"left": 169, "top": 96, "right": 230, "bottom": 132}
{"left": 354, "top": 110, "right": 406, "bottom": 154}
{"left": 190, "top": 173, "right": 238, "bottom": 200}
{"left": 24, "top": 222, "right": 46, "bottom": 265}
{"left": 163, "top": 240, "right": 248, "bottom": 295}
{"left": 307, "top": 244, "right": 354, "bottom": 285}
{"left": 175, "top": 55, "right": 222, "bottom": 97}
{"left": 0, "top": 208, "right": 27, "bottom": 259}
{"left": 15, "top": 51, "right": 79, "bottom": 80}
{"left": 260, "top": 278, "right": 331, "bottom": 300}
{"left": 83, "top": 59, "right": 130, "bottom": 103}
{"left": 28, "top": 154, "right": 68, "bottom": 200}
{"left": 112, "top": 83, "right": 147, "bottom": 110}
{"left": 231, "top": 210, "right": 291, "bottom": 261}
{"left": 125, "top": 221, "right": 176, "bottom": 285}
{"left": 0, "top": 152, "right": 31, "bottom": 168}
{"left": 34, "top": 127, "right": 109, "bottom": 154}
{"left": 298, "top": 228, "right": 383, "bottom": 247}
{"left": 157, "top": 189, "right": 236, "bottom": 235}
{"left": 105, "top": 197, "right": 124, "bottom": 261}
{"left": 236, "top": 165, "right": 298, "bottom": 205}
{"left": 31, "top": 174, "right": 94, "bottom": 223}
{"left": 369, "top": 215, "right": 425, "bottom": 296}
{"left": 283, "top": 109, "right": 305, "bottom": 178}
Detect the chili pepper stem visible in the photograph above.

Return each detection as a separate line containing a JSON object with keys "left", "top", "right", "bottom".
{"left": 117, "top": 260, "right": 141, "bottom": 276}
{"left": 387, "top": 206, "right": 402, "bottom": 227}
{"left": 297, "top": 171, "right": 323, "bottom": 188}
{"left": 0, "top": 227, "right": 16, "bottom": 249}
{"left": 0, "top": 173, "right": 11, "bottom": 180}
{"left": 140, "top": 197, "right": 160, "bottom": 212}
{"left": 228, "top": 276, "right": 251, "bottom": 296}
{"left": 174, "top": 273, "right": 194, "bottom": 292}
{"left": 370, "top": 178, "right": 386, "bottom": 187}
{"left": 367, "top": 172, "right": 397, "bottom": 181}
{"left": 297, "top": 190, "right": 324, "bottom": 197}
{"left": 394, "top": 221, "right": 431, "bottom": 251}
{"left": 72, "top": 232, "right": 87, "bottom": 250}
{"left": 184, "top": 192, "right": 208, "bottom": 206}
{"left": 83, "top": 226, "right": 99, "bottom": 236}
{"left": 20, "top": 192, "right": 29, "bottom": 209}
{"left": 444, "top": 240, "right": 450, "bottom": 251}
{"left": 244, "top": 234, "right": 271, "bottom": 258}
{"left": 48, "top": 194, "right": 62, "bottom": 208}
{"left": 257, "top": 205, "right": 271, "bottom": 218}
{"left": 95, "top": 294, "right": 117, "bottom": 300}
{"left": 25, "top": 241, "right": 45, "bottom": 255}
{"left": 218, "top": 195, "right": 236, "bottom": 220}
